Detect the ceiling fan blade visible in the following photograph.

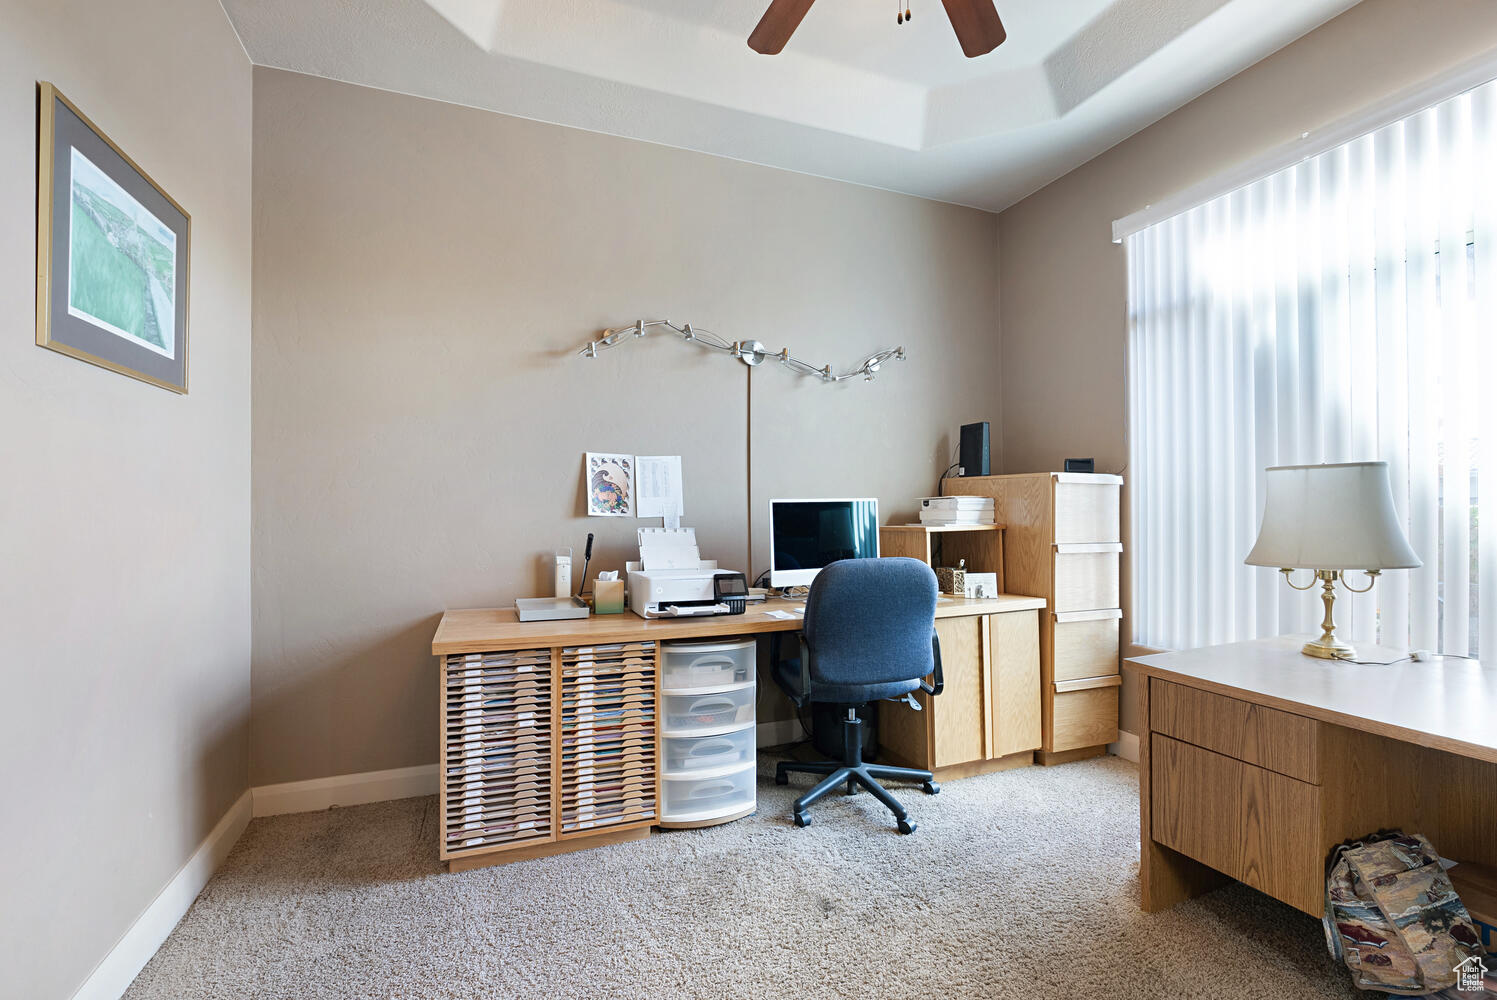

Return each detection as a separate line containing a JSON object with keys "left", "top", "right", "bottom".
{"left": 748, "top": 0, "right": 816, "bottom": 55}
{"left": 940, "top": 0, "right": 1006, "bottom": 57}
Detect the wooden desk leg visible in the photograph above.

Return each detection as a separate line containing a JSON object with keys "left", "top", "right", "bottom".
{"left": 1135, "top": 667, "right": 1229, "bottom": 911}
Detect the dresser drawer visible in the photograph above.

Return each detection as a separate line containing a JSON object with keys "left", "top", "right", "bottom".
{"left": 1052, "top": 611, "right": 1121, "bottom": 682}
{"left": 1151, "top": 679, "right": 1320, "bottom": 783}
{"left": 1049, "top": 686, "right": 1118, "bottom": 752}
{"left": 1052, "top": 545, "right": 1121, "bottom": 613}
{"left": 1053, "top": 482, "right": 1120, "bottom": 544}
{"left": 1151, "top": 733, "right": 1323, "bottom": 915}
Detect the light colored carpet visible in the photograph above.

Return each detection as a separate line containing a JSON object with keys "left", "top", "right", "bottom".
{"left": 125, "top": 756, "right": 1361, "bottom": 999}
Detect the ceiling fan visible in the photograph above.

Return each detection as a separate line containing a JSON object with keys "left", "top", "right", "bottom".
{"left": 749, "top": 0, "right": 1007, "bottom": 58}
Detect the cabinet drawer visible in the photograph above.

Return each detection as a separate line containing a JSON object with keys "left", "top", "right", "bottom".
{"left": 1052, "top": 612, "right": 1121, "bottom": 682}
{"left": 1052, "top": 545, "right": 1120, "bottom": 613}
{"left": 1151, "top": 734, "right": 1323, "bottom": 915}
{"left": 1049, "top": 686, "right": 1118, "bottom": 752}
{"left": 1151, "top": 679, "right": 1320, "bottom": 783}
{"left": 1054, "top": 482, "right": 1120, "bottom": 544}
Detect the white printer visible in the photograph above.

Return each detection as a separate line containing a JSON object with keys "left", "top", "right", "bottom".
{"left": 626, "top": 528, "right": 746, "bottom": 619}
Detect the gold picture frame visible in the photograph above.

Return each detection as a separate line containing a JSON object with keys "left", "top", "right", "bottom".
{"left": 36, "top": 82, "right": 191, "bottom": 393}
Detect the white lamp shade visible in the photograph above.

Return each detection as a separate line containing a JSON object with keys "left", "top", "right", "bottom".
{"left": 1244, "top": 462, "right": 1422, "bottom": 571}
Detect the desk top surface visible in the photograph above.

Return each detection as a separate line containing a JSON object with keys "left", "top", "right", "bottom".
{"left": 433, "top": 593, "right": 1047, "bottom": 656}
{"left": 1128, "top": 636, "right": 1497, "bottom": 764}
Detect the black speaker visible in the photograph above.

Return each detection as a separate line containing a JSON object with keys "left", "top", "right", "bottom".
{"left": 959, "top": 422, "right": 990, "bottom": 477}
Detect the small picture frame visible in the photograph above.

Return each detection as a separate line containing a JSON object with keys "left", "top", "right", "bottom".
{"left": 36, "top": 82, "right": 191, "bottom": 393}
{"left": 585, "top": 453, "right": 635, "bottom": 517}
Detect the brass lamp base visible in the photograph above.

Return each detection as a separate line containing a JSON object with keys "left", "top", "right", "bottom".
{"left": 1302, "top": 634, "right": 1357, "bottom": 660}
{"left": 1280, "top": 567, "right": 1380, "bottom": 662}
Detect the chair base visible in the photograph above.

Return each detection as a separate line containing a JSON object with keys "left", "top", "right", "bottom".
{"left": 774, "top": 709, "right": 938, "bottom": 834}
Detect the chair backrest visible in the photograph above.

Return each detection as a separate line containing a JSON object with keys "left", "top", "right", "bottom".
{"left": 803, "top": 557, "right": 938, "bottom": 688}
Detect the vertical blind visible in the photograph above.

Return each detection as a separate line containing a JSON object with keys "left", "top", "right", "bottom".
{"left": 1125, "top": 78, "right": 1497, "bottom": 655}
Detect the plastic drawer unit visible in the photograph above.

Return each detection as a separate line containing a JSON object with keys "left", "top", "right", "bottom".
{"left": 658, "top": 637, "right": 757, "bottom": 827}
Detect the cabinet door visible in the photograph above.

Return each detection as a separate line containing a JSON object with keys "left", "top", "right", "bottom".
{"left": 990, "top": 611, "right": 1041, "bottom": 757}
{"left": 931, "top": 616, "right": 986, "bottom": 767}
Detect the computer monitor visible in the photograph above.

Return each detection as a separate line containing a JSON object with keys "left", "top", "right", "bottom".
{"left": 768, "top": 498, "right": 880, "bottom": 589}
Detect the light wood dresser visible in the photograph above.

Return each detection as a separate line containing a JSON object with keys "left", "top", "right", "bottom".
{"left": 1129, "top": 637, "right": 1497, "bottom": 917}
{"left": 941, "top": 472, "right": 1124, "bottom": 764}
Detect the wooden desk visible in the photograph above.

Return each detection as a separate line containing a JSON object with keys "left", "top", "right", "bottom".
{"left": 432, "top": 593, "right": 1046, "bottom": 871}
{"left": 432, "top": 594, "right": 1045, "bottom": 655}
{"left": 1129, "top": 637, "right": 1497, "bottom": 916}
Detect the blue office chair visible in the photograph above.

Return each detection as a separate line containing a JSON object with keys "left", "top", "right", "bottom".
{"left": 772, "top": 557, "right": 944, "bottom": 834}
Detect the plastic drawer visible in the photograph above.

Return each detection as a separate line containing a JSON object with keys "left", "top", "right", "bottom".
{"left": 660, "top": 638, "right": 755, "bottom": 689}
{"left": 661, "top": 764, "right": 756, "bottom": 821}
{"left": 662, "top": 728, "right": 756, "bottom": 774}
{"left": 662, "top": 686, "right": 755, "bottom": 735}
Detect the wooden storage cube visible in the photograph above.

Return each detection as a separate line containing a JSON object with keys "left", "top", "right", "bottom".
{"left": 1052, "top": 611, "right": 1121, "bottom": 682}
{"left": 1151, "top": 734, "right": 1323, "bottom": 914}
{"left": 1151, "top": 680, "right": 1320, "bottom": 784}
{"left": 1052, "top": 545, "right": 1121, "bottom": 613}
{"left": 1049, "top": 686, "right": 1119, "bottom": 752}
{"left": 1054, "top": 481, "right": 1121, "bottom": 544}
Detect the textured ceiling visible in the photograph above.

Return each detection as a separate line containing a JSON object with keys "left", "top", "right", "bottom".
{"left": 222, "top": 0, "right": 1362, "bottom": 211}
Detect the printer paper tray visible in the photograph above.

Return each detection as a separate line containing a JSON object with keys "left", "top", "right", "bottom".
{"left": 635, "top": 602, "right": 732, "bottom": 619}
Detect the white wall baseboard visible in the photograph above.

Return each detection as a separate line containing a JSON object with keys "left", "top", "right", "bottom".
{"left": 756, "top": 718, "right": 806, "bottom": 746}
{"left": 1108, "top": 730, "right": 1140, "bottom": 763}
{"left": 72, "top": 789, "right": 252, "bottom": 1000}
{"left": 251, "top": 763, "right": 439, "bottom": 817}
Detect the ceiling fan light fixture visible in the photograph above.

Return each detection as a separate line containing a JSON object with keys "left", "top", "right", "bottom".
{"left": 751, "top": 0, "right": 1004, "bottom": 57}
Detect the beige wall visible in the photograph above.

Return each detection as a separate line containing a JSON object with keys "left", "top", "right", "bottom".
{"left": 250, "top": 69, "right": 1001, "bottom": 785}
{"left": 997, "top": 0, "right": 1497, "bottom": 735}
{"left": 0, "top": 1, "right": 252, "bottom": 996}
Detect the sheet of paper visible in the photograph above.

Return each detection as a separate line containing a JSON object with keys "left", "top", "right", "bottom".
{"left": 764, "top": 609, "right": 797, "bottom": 620}
{"left": 636, "top": 455, "right": 684, "bottom": 520}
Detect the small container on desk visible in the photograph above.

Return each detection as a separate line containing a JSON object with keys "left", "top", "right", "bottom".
{"left": 657, "top": 637, "right": 757, "bottom": 828}
{"left": 592, "top": 578, "right": 625, "bottom": 615}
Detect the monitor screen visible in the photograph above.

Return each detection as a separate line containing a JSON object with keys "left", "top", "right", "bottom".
{"left": 768, "top": 499, "right": 879, "bottom": 588}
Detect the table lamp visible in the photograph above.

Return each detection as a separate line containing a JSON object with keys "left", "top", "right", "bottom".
{"left": 1244, "top": 462, "right": 1421, "bottom": 660}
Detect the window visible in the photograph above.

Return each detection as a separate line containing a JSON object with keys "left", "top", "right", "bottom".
{"left": 1125, "top": 79, "right": 1497, "bottom": 655}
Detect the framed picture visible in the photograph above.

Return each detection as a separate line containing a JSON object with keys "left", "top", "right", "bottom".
{"left": 36, "top": 82, "right": 190, "bottom": 393}
{"left": 585, "top": 453, "right": 635, "bottom": 517}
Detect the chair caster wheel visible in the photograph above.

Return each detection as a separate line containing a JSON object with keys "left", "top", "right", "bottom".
{"left": 774, "top": 772, "right": 788, "bottom": 786}
{"left": 793, "top": 813, "right": 811, "bottom": 828}
{"left": 846, "top": 780, "right": 857, "bottom": 796}
{"left": 922, "top": 781, "right": 940, "bottom": 795}
{"left": 897, "top": 819, "right": 916, "bottom": 835}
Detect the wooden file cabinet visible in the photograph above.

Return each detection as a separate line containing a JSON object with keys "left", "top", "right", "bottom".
{"left": 941, "top": 472, "right": 1124, "bottom": 763}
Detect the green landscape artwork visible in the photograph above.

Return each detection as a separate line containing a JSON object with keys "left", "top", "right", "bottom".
{"left": 67, "top": 147, "right": 177, "bottom": 358}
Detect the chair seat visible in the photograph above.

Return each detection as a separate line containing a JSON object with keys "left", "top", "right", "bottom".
{"left": 773, "top": 657, "right": 922, "bottom": 705}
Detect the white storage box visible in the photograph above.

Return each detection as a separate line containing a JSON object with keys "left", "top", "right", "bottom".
{"left": 660, "top": 764, "right": 756, "bottom": 821}
{"left": 660, "top": 638, "right": 755, "bottom": 689}
{"left": 663, "top": 728, "right": 756, "bottom": 773}
{"left": 662, "top": 686, "right": 755, "bottom": 734}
